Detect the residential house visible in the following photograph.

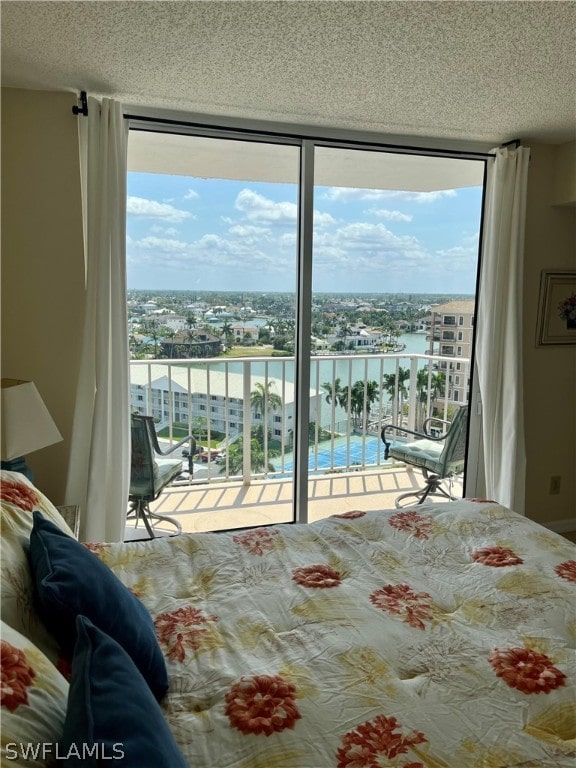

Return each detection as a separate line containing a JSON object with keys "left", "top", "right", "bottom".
{"left": 327, "top": 326, "right": 383, "bottom": 352}
{"left": 1, "top": 3, "right": 574, "bottom": 536}
{"left": 231, "top": 325, "right": 259, "bottom": 344}
{"left": 160, "top": 330, "right": 222, "bottom": 359}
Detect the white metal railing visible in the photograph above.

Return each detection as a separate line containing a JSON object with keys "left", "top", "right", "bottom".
{"left": 130, "top": 352, "right": 470, "bottom": 485}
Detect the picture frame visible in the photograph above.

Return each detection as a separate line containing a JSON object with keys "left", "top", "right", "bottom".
{"left": 537, "top": 270, "right": 576, "bottom": 346}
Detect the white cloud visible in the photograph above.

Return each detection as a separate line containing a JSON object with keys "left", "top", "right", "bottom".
{"left": 312, "top": 221, "right": 430, "bottom": 276}
{"left": 235, "top": 189, "right": 335, "bottom": 227}
{"left": 138, "top": 236, "right": 189, "bottom": 252}
{"left": 128, "top": 224, "right": 296, "bottom": 276}
{"left": 184, "top": 189, "right": 199, "bottom": 200}
{"left": 150, "top": 225, "right": 179, "bottom": 236}
{"left": 369, "top": 208, "right": 413, "bottom": 222}
{"left": 127, "top": 196, "right": 191, "bottom": 223}
{"left": 235, "top": 189, "right": 297, "bottom": 223}
{"left": 313, "top": 210, "right": 336, "bottom": 227}
{"left": 228, "top": 224, "right": 269, "bottom": 237}
{"left": 324, "top": 187, "right": 457, "bottom": 203}
{"left": 127, "top": 180, "right": 479, "bottom": 292}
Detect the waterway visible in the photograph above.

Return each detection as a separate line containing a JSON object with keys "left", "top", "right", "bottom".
{"left": 189, "top": 333, "right": 432, "bottom": 430}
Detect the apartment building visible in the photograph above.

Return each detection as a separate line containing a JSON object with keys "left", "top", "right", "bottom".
{"left": 130, "top": 364, "right": 320, "bottom": 447}
{"left": 427, "top": 300, "right": 475, "bottom": 403}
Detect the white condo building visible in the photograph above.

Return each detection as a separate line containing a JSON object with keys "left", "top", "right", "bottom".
{"left": 130, "top": 364, "right": 321, "bottom": 447}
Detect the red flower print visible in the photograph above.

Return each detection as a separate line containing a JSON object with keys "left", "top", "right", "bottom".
{"left": 472, "top": 546, "right": 523, "bottom": 567}
{"left": 389, "top": 510, "right": 434, "bottom": 540}
{"left": 333, "top": 510, "right": 366, "bottom": 520}
{"left": 1, "top": 641, "right": 36, "bottom": 712}
{"left": 225, "top": 674, "right": 301, "bottom": 736}
{"left": 83, "top": 542, "right": 110, "bottom": 556}
{"left": 337, "top": 714, "right": 427, "bottom": 768}
{"left": 0, "top": 480, "right": 38, "bottom": 512}
{"left": 233, "top": 528, "right": 281, "bottom": 556}
{"left": 489, "top": 647, "right": 566, "bottom": 694}
{"left": 154, "top": 605, "right": 218, "bottom": 663}
{"left": 370, "top": 584, "right": 433, "bottom": 630}
{"left": 292, "top": 564, "right": 342, "bottom": 588}
{"left": 555, "top": 560, "right": 576, "bottom": 583}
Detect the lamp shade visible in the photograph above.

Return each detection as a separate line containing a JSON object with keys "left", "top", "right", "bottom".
{"left": 1, "top": 379, "right": 63, "bottom": 460}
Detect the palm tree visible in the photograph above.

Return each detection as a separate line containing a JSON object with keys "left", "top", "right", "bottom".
{"left": 341, "top": 380, "right": 380, "bottom": 430}
{"left": 185, "top": 329, "right": 197, "bottom": 358}
{"left": 146, "top": 318, "right": 161, "bottom": 358}
{"left": 250, "top": 381, "right": 282, "bottom": 420}
{"left": 220, "top": 321, "right": 234, "bottom": 349}
{"left": 429, "top": 371, "right": 445, "bottom": 400}
{"left": 359, "top": 379, "right": 380, "bottom": 430}
{"left": 415, "top": 366, "right": 447, "bottom": 426}
{"left": 164, "top": 327, "right": 177, "bottom": 358}
{"left": 249, "top": 382, "right": 282, "bottom": 460}
{"left": 225, "top": 437, "right": 278, "bottom": 475}
{"left": 321, "top": 378, "right": 345, "bottom": 408}
{"left": 382, "top": 366, "right": 410, "bottom": 423}
{"left": 129, "top": 334, "right": 154, "bottom": 360}
{"left": 338, "top": 321, "right": 351, "bottom": 342}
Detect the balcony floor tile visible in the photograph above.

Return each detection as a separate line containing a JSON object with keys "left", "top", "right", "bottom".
{"left": 125, "top": 467, "right": 464, "bottom": 537}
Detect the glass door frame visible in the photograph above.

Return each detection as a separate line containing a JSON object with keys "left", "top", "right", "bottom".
{"left": 128, "top": 116, "right": 489, "bottom": 524}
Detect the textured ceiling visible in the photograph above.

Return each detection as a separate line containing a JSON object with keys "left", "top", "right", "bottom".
{"left": 1, "top": 0, "right": 575, "bottom": 145}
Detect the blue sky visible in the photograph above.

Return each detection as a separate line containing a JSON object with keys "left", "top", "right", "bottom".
{"left": 126, "top": 171, "right": 483, "bottom": 294}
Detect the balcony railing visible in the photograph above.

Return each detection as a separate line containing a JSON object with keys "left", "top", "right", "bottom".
{"left": 130, "top": 351, "right": 470, "bottom": 488}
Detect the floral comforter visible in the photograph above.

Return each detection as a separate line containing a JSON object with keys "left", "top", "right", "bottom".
{"left": 92, "top": 500, "right": 575, "bottom": 768}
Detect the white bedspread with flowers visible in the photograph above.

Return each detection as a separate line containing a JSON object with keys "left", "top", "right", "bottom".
{"left": 82, "top": 499, "right": 576, "bottom": 768}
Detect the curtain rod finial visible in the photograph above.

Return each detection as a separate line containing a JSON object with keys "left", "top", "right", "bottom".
{"left": 72, "top": 91, "right": 88, "bottom": 117}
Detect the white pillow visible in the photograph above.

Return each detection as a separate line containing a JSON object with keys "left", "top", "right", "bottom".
{"left": 1, "top": 470, "right": 74, "bottom": 661}
{"left": 1, "top": 620, "right": 69, "bottom": 767}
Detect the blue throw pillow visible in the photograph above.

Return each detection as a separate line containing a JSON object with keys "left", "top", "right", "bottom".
{"left": 59, "top": 616, "right": 188, "bottom": 767}
{"left": 28, "top": 511, "right": 168, "bottom": 700}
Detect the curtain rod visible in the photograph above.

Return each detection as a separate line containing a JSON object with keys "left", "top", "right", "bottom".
{"left": 72, "top": 91, "right": 519, "bottom": 158}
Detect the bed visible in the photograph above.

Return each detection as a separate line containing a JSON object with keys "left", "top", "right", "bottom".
{"left": 1, "top": 469, "right": 575, "bottom": 767}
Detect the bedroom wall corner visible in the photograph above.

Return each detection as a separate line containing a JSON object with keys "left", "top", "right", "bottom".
{"left": 1, "top": 88, "right": 85, "bottom": 503}
{"left": 522, "top": 141, "right": 576, "bottom": 531}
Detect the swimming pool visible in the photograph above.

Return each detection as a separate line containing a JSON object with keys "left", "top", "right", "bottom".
{"left": 272, "top": 434, "right": 392, "bottom": 474}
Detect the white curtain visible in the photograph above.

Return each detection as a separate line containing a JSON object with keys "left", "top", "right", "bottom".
{"left": 475, "top": 145, "right": 530, "bottom": 513}
{"left": 65, "top": 97, "right": 130, "bottom": 542}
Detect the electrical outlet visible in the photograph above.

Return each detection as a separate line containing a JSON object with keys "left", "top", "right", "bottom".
{"left": 549, "top": 476, "right": 561, "bottom": 495}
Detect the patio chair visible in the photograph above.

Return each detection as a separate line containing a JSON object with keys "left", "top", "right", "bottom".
{"left": 381, "top": 405, "right": 469, "bottom": 508}
{"left": 128, "top": 414, "right": 196, "bottom": 538}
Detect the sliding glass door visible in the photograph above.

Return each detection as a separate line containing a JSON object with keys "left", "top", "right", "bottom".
{"left": 127, "top": 130, "right": 300, "bottom": 526}
{"left": 306, "top": 146, "right": 484, "bottom": 518}
{"left": 126, "top": 124, "right": 485, "bottom": 531}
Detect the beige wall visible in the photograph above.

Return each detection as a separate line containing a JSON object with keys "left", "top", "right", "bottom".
{"left": 2, "top": 89, "right": 575, "bottom": 528}
{"left": 523, "top": 142, "right": 576, "bottom": 528}
{"left": 553, "top": 140, "right": 576, "bottom": 206}
{"left": 1, "top": 89, "right": 85, "bottom": 503}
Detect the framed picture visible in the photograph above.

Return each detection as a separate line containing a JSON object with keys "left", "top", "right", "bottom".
{"left": 537, "top": 270, "right": 576, "bottom": 346}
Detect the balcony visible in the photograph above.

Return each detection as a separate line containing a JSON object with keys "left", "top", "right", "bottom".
{"left": 127, "top": 351, "right": 469, "bottom": 535}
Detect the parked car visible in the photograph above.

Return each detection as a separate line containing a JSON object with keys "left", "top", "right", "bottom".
{"left": 197, "top": 449, "right": 221, "bottom": 462}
